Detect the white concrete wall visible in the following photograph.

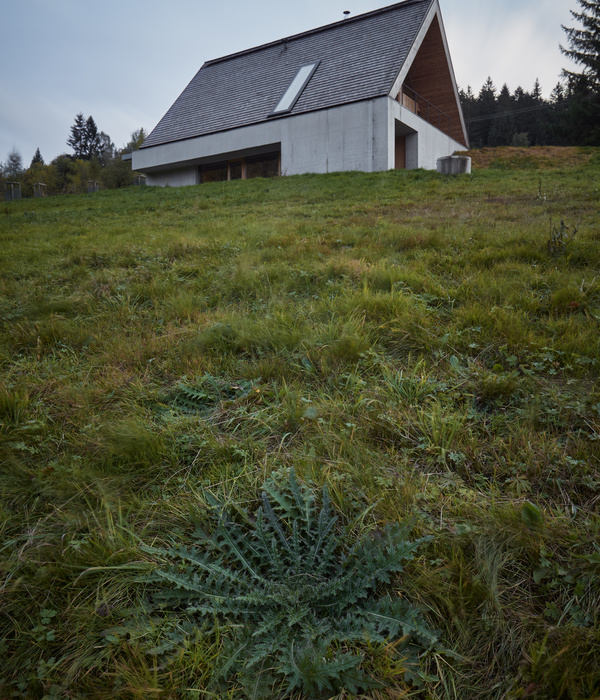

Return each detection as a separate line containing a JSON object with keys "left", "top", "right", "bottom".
{"left": 133, "top": 98, "right": 390, "bottom": 186}
{"left": 388, "top": 99, "right": 466, "bottom": 170}
{"left": 281, "top": 99, "right": 389, "bottom": 174}
{"left": 406, "top": 134, "right": 419, "bottom": 170}
{"left": 146, "top": 166, "right": 197, "bottom": 187}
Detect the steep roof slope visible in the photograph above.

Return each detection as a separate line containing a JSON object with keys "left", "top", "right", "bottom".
{"left": 142, "top": 0, "right": 434, "bottom": 149}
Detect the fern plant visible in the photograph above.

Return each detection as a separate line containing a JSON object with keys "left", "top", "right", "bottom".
{"left": 142, "top": 470, "right": 440, "bottom": 697}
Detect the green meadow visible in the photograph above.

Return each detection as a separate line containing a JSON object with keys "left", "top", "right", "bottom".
{"left": 1, "top": 147, "right": 599, "bottom": 699}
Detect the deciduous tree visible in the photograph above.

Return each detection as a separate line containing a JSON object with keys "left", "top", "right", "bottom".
{"left": 98, "top": 132, "right": 116, "bottom": 166}
{"left": 123, "top": 128, "right": 147, "bottom": 153}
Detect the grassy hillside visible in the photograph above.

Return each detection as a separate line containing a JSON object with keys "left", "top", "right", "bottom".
{"left": 1, "top": 149, "right": 599, "bottom": 699}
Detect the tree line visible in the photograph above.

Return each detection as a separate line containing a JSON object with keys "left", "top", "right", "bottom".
{"left": 0, "top": 114, "right": 146, "bottom": 198}
{"left": 458, "top": 77, "right": 593, "bottom": 149}
{"left": 460, "top": 0, "right": 599, "bottom": 149}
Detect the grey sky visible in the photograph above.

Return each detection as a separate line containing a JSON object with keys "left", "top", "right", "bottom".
{"left": 0, "top": 0, "right": 577, "bottom": 166}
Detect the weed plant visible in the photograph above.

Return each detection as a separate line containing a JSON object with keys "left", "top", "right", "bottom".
{"left": 139, "top": 469, "right": 441, "bottom": 697}
{"left": 0, "top": 148, "right": 599, "bottom": 698}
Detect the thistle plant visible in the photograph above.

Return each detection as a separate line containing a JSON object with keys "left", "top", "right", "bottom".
{"left": 143, "top": 469, "right": 440, "bottom": 697}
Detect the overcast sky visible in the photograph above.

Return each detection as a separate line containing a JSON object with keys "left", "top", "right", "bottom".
{"left": 0, "top": 0, "right": 577, "bottom": 167}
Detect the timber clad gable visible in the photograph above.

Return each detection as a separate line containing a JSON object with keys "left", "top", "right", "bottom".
{"left": 397, "top": 15, "right": 465, "bottom": 143}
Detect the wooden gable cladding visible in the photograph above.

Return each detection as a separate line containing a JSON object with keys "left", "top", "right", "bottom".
{"left": 398, "top": 15, "right": 467, "bottom": 146}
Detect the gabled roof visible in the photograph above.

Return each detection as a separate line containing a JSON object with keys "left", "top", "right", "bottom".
{"left": 142, "top": 0, "right": 435, "bottom": 149}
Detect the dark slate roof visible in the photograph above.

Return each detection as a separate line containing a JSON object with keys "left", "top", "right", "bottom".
{"left": 142, "top": 0, "right": 433, "bottom": 149}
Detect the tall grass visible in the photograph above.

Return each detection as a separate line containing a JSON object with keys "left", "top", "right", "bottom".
{"left": 1, "top": 148, "right": 599, "bottom": 698}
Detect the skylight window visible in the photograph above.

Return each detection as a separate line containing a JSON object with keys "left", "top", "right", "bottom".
{"left": 271, "top": 61, "right": 320, "bottom": 115}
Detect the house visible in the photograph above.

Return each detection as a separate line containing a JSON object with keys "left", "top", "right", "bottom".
{"left": 132, "top": 0, "right": 468, "bottom": 186}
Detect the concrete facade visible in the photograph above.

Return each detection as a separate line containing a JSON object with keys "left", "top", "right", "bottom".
{"left": 135, "top": 96, "right": 466, "bottom": 187}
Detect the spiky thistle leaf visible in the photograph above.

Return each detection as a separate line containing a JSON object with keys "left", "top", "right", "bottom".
{"left": 141, "top": 468, "right": 443, "bottom": 696}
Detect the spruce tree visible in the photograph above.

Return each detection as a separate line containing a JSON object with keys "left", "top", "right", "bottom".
{"left": 524, "top": 79, "right": 547, "bottom": 145}
{"left": 476, "top": 77, "right": 497, "bottom": 147}
{"left": 30, "top": 148, "right": 44, "bottom": 167}
{"left": 550, "top": 82, "right": 566, "bottom": 103}
{"left": 67, "top": 114, "right": 104, "bottom": 160}
{"left": 67, "top": 113, "right": 86, "bottom": 158}
{"left": 4, "top": 149, "right": 24, "bottom": 180}
{"left": 491, "top": 84, "right": 515, "bottom": 146}
{"left": 561, "top": 0, "right": 600, "bottom": 144}
{"left": 561, "top": 0, "right": 600, "bottom": 92}
{"left": 84, "top": 116, "right": 101, "bottom": 160}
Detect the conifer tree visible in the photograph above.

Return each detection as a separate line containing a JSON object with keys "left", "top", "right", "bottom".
{"left": 67, "top": 113, "right": 86, "bottom": 158}
{"left": 550, "top": 82, "right": 566, "bottom": 103}
{"left": 84, "top": 116, "right": 101, "bottom": 160}
{"left": 561, "top": 0, "right": 600, "bottom": 92}
{"left": 30, "top": 148, "right": 44, "bottom": 167}
{"left": 522, "top": 79, "right": 546, "bottom": 145}
{"left": 4, "top": 149, "right": 24, "bottom": 180}
{"left": 476, "top": 77, "right": 497, "bottom": 146}
{"left": 67, "top": 114, "right": 104, "bottom": 160}
{"left": 561, "top": 1, "right": 600, "bottom": 144}
{"left": 491, "top": 84, "right": 515, "bottom": 146}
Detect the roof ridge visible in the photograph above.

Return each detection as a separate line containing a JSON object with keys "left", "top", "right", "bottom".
{"left": 203, "top": 0, "right": 432, "bottom": 67}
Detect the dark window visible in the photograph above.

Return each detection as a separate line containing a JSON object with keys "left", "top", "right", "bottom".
{"left": 229, "top": 160, "right": 243, "bottom": 180}
{"left": 246, "top": 152, "right": 280, "bottom": 179}
{"left": 201, "top": 162, "right": 228, "bottom": 183}
{"left": 199, "top": 151, "right": 280, "bottom": 183}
